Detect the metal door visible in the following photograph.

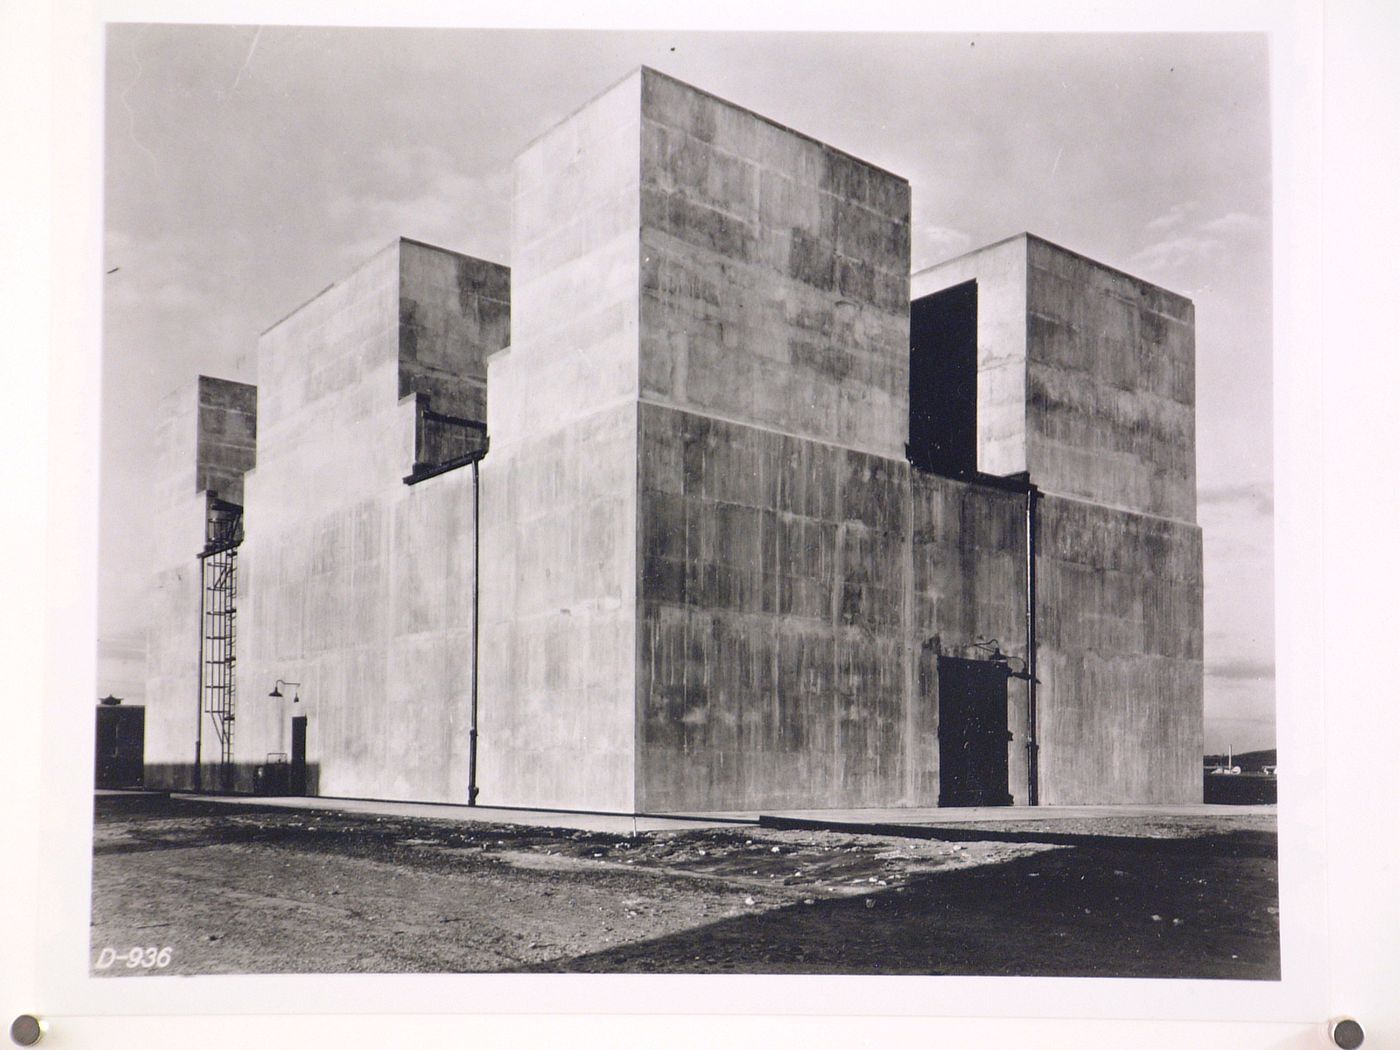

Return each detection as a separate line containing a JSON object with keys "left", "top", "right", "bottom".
{"left": 290, "top": 716, "right": 308, "bottom": 796}
{"left": 937, "top": 656, "right": 1013, "bottom": 806}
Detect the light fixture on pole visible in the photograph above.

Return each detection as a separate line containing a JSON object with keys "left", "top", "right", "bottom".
{"left": 269, "top": 679, "right": 302, "bottom": 702}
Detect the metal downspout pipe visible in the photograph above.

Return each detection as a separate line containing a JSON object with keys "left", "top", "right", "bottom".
{"left": 467, "top": 456, "right": 481, "bottom": 805}
{"left": 1025, "top": 482, "right": 1041, "bottom": 806}
{"left": 402, "top": 431, "right": 488, "bottom": 806}
{"left": 194, "top": 558, "right": 205, "bottom": 792}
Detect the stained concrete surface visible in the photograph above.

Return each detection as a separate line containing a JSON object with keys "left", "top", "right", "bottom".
{"left": 397, "top": 237, "right": 508, "bottom": 424}
{"left": 146, "top": 240, "right": 508, "bottom": 803}
{"left": 631, "top": 74, "right": 1036, "bottom": 813}
{"left": 194, "top": 376, "right": 257, "bottom": 503}
{"left": 1026, "top": 235, "right": 1196, "bottom": 521}
{"left": 638, "top": 68, "right": 911, "bottom": 460}
{"left": 910, "top": 234, "right": 1203, "bottom": 805}
{"left": 1037, "top": 493, "right": 1204, "bottom": 803}
{"left": 477, "top": 71, "right": 644, "bottom": 811}
{"left": 145, "top": 377, "right": 257, "bottom": 791}
{"left": 143, "top": 69, "right": 1206, "bottom": 815}
{"left": 912, "top": 234, "right": 1197, "bottom": 521}
{"left": 637, "top": 403, "right": 911, "bottom": 812}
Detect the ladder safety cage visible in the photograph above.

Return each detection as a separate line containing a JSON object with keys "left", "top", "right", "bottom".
{"left": 199, "top": 497, "right": 244, "bottom": 786}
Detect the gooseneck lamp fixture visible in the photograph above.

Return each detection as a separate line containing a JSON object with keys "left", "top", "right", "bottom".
{"left": 972, "top": 638, "right": 1035, "bottom": 682}
{"left": 268, "top": 679, "right": 302, "bottom": 702}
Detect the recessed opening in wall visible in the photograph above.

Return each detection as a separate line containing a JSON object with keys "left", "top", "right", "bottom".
{"left": 908, "top": 279, "right": 978, "bottom": 477}
{"left": 936, "top": 655, "right": 1013, "bottom": 807}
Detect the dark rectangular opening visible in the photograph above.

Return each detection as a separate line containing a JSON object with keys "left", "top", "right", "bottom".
{"left": 909, "top": 279, "right": 978, "bottom": 477}
{"left": 290, "top": 716, "right": 308, "bottom": 796}
{"left": 95, "top": 706, "right": 145, "bottom": 788}
{"left": 937, "top": 655, "right": 1013, "bottom": 807}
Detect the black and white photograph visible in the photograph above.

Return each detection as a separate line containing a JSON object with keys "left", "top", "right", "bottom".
{"left": 89, "top": 23, "right": 1282, "bottom": 980}
{"left": 5, "top": 3, "right": 1398, "bottom": 1047}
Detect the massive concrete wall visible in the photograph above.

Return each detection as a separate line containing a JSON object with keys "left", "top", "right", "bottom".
{"left": 477, "top": 72, "right": 643, "bottom": 810}
{"left": 145, "top": 68, "right": 1204, "bottom": 812}
{"left": 194, "top": 377, "right": 257, "bottom": 503}
{"left": 1036, "top": 495, "right": 1204, "bottom": 803}
{"left": 912, "top": 233, "right": 1203, "bottom": 805}
{"left": 911, "top": 235, "right": 1197, "bottom": 521}
{"left": 234, "top": 239, "right": 505, "bottom": 802}
{"left": 636, "top": 404, "right": 910, "bottom": 811}
{"left": 637, "top": 70, "right": 911, "bottom": 461}
{"left": 145, "top": 377, "right": 256, "bottom": 789}
{"left": 634, "top": 402, "right": 1036, "bottom": 812}
{"left": 632, "top": 72, "right": 917, "bottom": 811}
{"left": 399, "top": 239, "right": 510, "bottom": 422}
{"left": 629, "top": 73, "right": 1077, "bottom": 811}
{"left": 910, "top": 473, "right": 1031, "bottom": 804}
{"left": 1025, "top": 236, "right": 1196, "bottom": 521}
{"left": 145, "top": 381, "right": 207, "bottom": 789}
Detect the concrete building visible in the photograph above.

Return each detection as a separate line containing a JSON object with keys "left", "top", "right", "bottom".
{"left": 143, "top": 69, "right": 1203, "bottom": 812}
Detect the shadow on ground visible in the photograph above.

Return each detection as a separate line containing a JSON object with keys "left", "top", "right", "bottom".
{"left": 91, "top": 792, "right": 1279, "bottom": 979}
{"left": 510, "top": 830, "right": 1279, "bottom": 978}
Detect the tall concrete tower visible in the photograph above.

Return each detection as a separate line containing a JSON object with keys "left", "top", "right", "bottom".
{"left": 478, "top": 68, "right": 914, "bottom": 810}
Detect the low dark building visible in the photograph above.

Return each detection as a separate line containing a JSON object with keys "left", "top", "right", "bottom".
{"left": 95, "top": 697, "right": 145, "bottom": 788}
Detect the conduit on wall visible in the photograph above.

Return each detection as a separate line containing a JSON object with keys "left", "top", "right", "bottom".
{"left": 1025, "top": 482, "right": 1040, "bottom": 806}
{"left": 403, "top": 439, "right": 489, "bottom": 805}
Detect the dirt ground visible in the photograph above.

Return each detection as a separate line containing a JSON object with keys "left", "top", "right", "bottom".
{"left": 90, "top": 793, "right": 1279, "bottom": 979}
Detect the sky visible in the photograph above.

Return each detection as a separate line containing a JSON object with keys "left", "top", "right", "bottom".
{"left": 100, "top": 26, "right": 1275, "bottom": 752}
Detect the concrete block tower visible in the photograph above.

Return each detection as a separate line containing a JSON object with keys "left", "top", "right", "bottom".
{"left": 478, "top": 68, "right": 915, "bottom": 811}
{"left": 145, "top": 376, "right": 256, "bottom": 790}
{"left": 144, "top": 68, "right": 1204, "bottom": 812}
{"left": 144, "top": 239, "right": 509, "bottom": 800}
{"left": 232, "top": 238, "right": 508, "bottom": 801}
{"left": 912, "top": 235, "right": 1203, "bottom": 804}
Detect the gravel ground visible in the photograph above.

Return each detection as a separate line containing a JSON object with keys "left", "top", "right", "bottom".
{"left": 90, "top": 794, "right": 1279, "bottom": 978}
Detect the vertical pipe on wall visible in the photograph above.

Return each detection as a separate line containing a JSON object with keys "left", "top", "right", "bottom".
{"left": 1025, "top": 483, "right": 1040, "bottom": 806}
{"left": 194, "top": 556, "right": 205, "bottom": 792}
{"left": 467, "top": 457, "right": 481, "bottom": 805}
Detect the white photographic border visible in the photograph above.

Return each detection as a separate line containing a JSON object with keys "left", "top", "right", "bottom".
{"left": 4, "top": 1, "right": 1395, "bottom": 1047}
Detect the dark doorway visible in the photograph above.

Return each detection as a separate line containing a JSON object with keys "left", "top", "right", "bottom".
{"left": 909, "top": 279, "right": 978, "bottom": 477}
{"left": 937, "top": 656, "right": 1013, "bottom": 806}
{"left": 290, "top": 716, "right": 308, "bottom": 796}
{"left": 94, "top": 704, "right": 145, "bottom": 788}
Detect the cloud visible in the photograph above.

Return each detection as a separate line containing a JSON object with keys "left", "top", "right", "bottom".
{"left": 1144, "top": 201, "right": 1196, "bottom": 233}
{"left": 98, "top": 630, "right": 147, "bottom": 702}
{"left": 99, "top": 631, "right": 147, "bottom": 662}
{"left": 1203, "top": 716, "right": 1274, "bottom": 752}
{"left": 1200, "top": 211, "right": 1263, "bottom": 236}
{"left": 103, "top": 227, "right": 239, "bottom": 370}
{"left": 1129, "top": 233, "right": 1224, "bottom": 272}
{"left": 911, "top": 223, "right": 972, "bottom": 269}
{"left": 1207, "top": 659, "right": 1275, "bottom": 682}
{"left": 104, "top": 228, "right": 210, "bottom": 307}
{"left": 1130, "top": 209, "right": 1266, "bottom": 274}
{"left": 1204, "top": 672, "right": 1276, "bottom": 750}
{"left": 1198, "top": 481, "right": 1274, "bottom": 517}
{"left": 325, "top": 151, "right": 512, "bottom": 269}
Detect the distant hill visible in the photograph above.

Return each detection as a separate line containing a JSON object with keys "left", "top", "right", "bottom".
{"left": 1204, "top": 748, "right": 1276, "bottom": 772}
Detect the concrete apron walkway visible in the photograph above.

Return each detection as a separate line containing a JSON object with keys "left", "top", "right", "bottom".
{"left": 754, "top": 803, "right": 1276, "bottom": 845}
{"left": 166, "top": 793, "right": 1272, "bottom": 838}
{"left": 749, "top": 803, "right": 1277, "bottom": 824}
{"left": 172, "top": 793, "right": 754, "bottom": 835}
